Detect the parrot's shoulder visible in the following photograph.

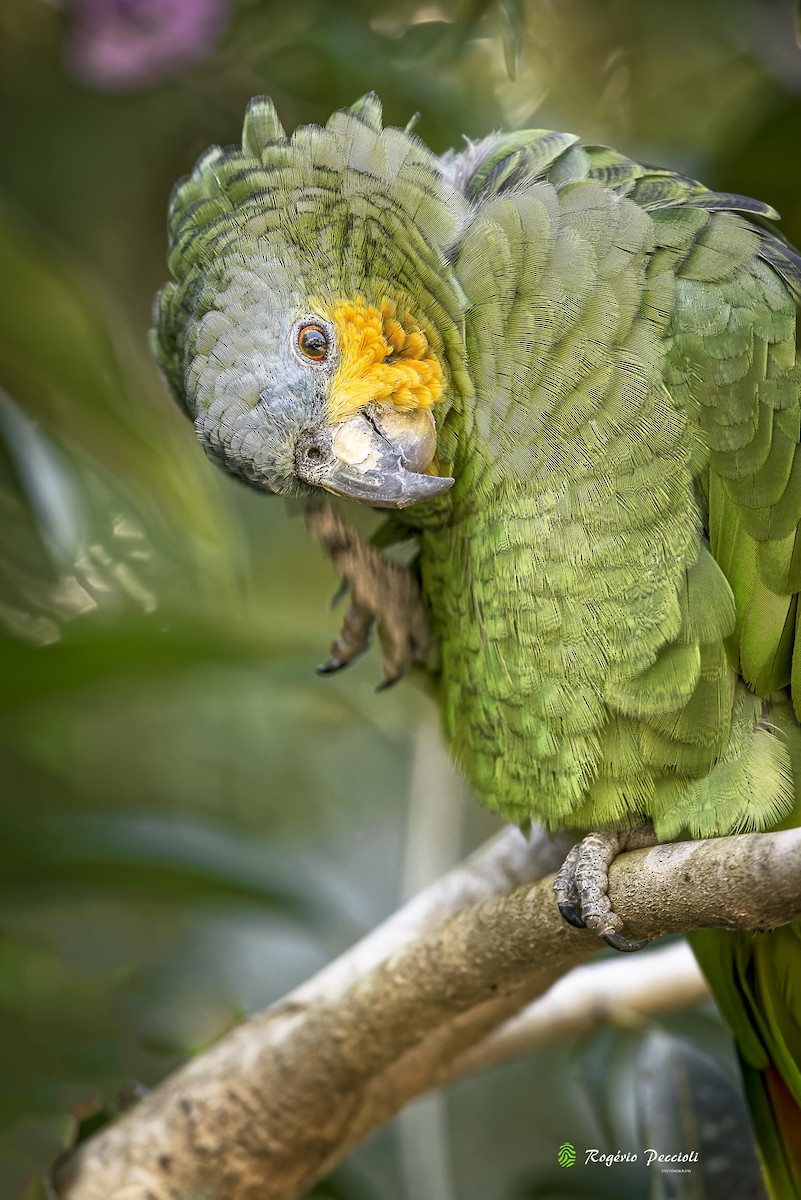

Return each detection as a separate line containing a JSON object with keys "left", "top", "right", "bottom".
{"left": 444, "top": 125, "right": 777, "bottom": 216}
{"left": 444, "top": 127, "right": 801, "bottom": 300}
{"left": 439, "top": 129, "right": 581, "bottom": 200}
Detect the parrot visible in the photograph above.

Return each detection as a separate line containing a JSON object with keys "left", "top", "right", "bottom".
{"left": 152, "top": 93, "right": 801, "bottom": 1196}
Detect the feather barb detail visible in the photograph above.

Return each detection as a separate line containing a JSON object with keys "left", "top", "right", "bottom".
{"left": 323, "top": 298, "right": 444, "bottom": 423}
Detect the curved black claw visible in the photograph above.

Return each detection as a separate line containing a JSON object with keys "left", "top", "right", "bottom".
{"left": 317, "top": 659, "right": 346, "bottom": 675}
{"left": 330, "top": 579, "right": 349, "bottom": 608}
{"left": 375, "top": 675, "right": 401, "bottom": 692}
{"left": 554, "top": 826, "right": 657, "bottom": 949}
{"left": 603, "top": 931, "right": 648, "bottom": 954}
{"left": 557, "top": 901, "right": 587, "bottom": 929}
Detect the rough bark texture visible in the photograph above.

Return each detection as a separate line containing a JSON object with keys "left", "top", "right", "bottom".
{"left": 54, "top": 827, "right": 801, "bottom": 1200}
{"left": 447, "top": 940, "right": 707, "bottom": 1081}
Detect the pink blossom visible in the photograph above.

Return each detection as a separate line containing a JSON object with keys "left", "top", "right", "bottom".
{"left": 68, "top": 0, "right": 229, "bottom": 90}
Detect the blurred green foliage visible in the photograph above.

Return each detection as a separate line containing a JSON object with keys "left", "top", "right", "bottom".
{"left": 0, "top": 1, "right": 799, "bottom": 1196}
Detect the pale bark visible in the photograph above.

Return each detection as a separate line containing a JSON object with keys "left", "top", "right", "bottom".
{"left": 54, "top": 826, "right": 801, "bottom": 1200}
{"left": 446, "top": 939, "right": 708, "bottom": 1083}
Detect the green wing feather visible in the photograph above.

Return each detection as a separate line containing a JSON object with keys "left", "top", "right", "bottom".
{"left": 656, "top": 192, "right": 801, "bottom": 1197}
{"left": 443, "top": 126, "right": 801, "bottom": 1199}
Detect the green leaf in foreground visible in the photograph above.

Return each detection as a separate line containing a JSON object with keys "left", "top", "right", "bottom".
{"left": 0, "top": 618, "right": 296, "bottom": 713}
{"left": 0, "top": 812, "right": 317, "bottom": 919}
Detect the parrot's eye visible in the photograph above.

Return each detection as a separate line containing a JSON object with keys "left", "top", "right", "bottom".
{"left": 297, "top": 324, "right": 329, "bottom": 362}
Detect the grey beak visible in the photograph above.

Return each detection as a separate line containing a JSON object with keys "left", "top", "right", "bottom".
{"left": 295, "top": 409, "right": 454, "bottom": 510}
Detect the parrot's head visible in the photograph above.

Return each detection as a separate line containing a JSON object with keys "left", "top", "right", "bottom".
{"left": 152, "top": 94, "right": 473, "bottom": 510}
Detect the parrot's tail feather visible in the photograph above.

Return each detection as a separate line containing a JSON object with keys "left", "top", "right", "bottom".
{"left": 765, "top": 1063, "right": 801, "bottom": 1198}
{"left": 690, "top": 925, "right": 801, "bottom": 1200}
{"left": 743, "top": 1060, "right": 801, "bottom": 1200}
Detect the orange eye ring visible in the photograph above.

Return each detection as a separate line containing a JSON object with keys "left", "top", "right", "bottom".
{"left": 297, "top": 324, "right": 329, "bottom": 362}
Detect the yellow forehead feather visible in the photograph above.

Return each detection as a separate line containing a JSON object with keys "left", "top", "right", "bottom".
{"left": 323, "top": 298, "right": 444, "bottom": 423}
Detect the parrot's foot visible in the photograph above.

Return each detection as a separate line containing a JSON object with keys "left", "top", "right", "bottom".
{"left": 553, "top": 825, "right": 657, "bottom": 953}
{"left": 305, "top": 503, "right": 434, "bottom": 687}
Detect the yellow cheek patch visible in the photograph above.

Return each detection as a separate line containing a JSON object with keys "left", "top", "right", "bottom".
{"left": 324, "top": 298, "right": 444, "bottom": 424}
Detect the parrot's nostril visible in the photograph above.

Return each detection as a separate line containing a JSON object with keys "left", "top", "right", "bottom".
{"left": 295, "top": 431, "right": 336, "bottom": 482}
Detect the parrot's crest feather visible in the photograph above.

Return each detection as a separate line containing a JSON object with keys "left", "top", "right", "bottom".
{"left": 242, "top": 95, "right": 287, "bottom": 154}
{"left": 347, "top": 92, "right": 383, "bottom": 132}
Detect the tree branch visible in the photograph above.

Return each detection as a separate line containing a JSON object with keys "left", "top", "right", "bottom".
{"left": 54, "top": 827, "right": 801, "bottom": 1200}
{"left": 445, "top": 940, "right": 708, "bottom": 1083}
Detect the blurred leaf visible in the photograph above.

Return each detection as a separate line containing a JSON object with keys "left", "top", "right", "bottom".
{"left": 0, "top": 618, "right": 292, "bottom": 712}
{"left": 519, "top": 1180, "right": 642, "bottom": 1199}
{"left": 0, "top": 391, "right": 84, "bottom": 566}
{"left": 0, "top": 935, "right": 126, "bottom": 1199}
{"left": 17, "top": 1179, "right": 56, "bottom": 1200}
{"left": 572, "top": 1026, "right": 643, "bottom": 1156}
{"left": 308, "top": 1162, "right": 384, "bottom": 1199}
{"left": 499, "top": 0, "right": 525, "bottom": 80}
{"left": 0, "top": 812, "right": 318, "bottom": 917}
{"left": 0, "top": 198, "right": 229, "bottom": 551}
{"left": 635, "top": 1031, "right": 767, "bottom": 1200}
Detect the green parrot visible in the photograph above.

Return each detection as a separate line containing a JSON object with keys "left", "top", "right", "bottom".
{"left": 152, "top": 94, "right": 801, "bottom": 1196}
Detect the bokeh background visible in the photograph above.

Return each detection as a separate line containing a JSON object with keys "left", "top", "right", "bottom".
{"left": 2, "top": 1, "right": 801, "bottom": 1198}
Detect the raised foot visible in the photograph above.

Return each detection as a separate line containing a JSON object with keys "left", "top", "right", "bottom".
{"left": 553, "top": 826, "right": 658, "bottom": 953}
{"left": 305, "top": 503, "right": 435, "bottom": 688}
